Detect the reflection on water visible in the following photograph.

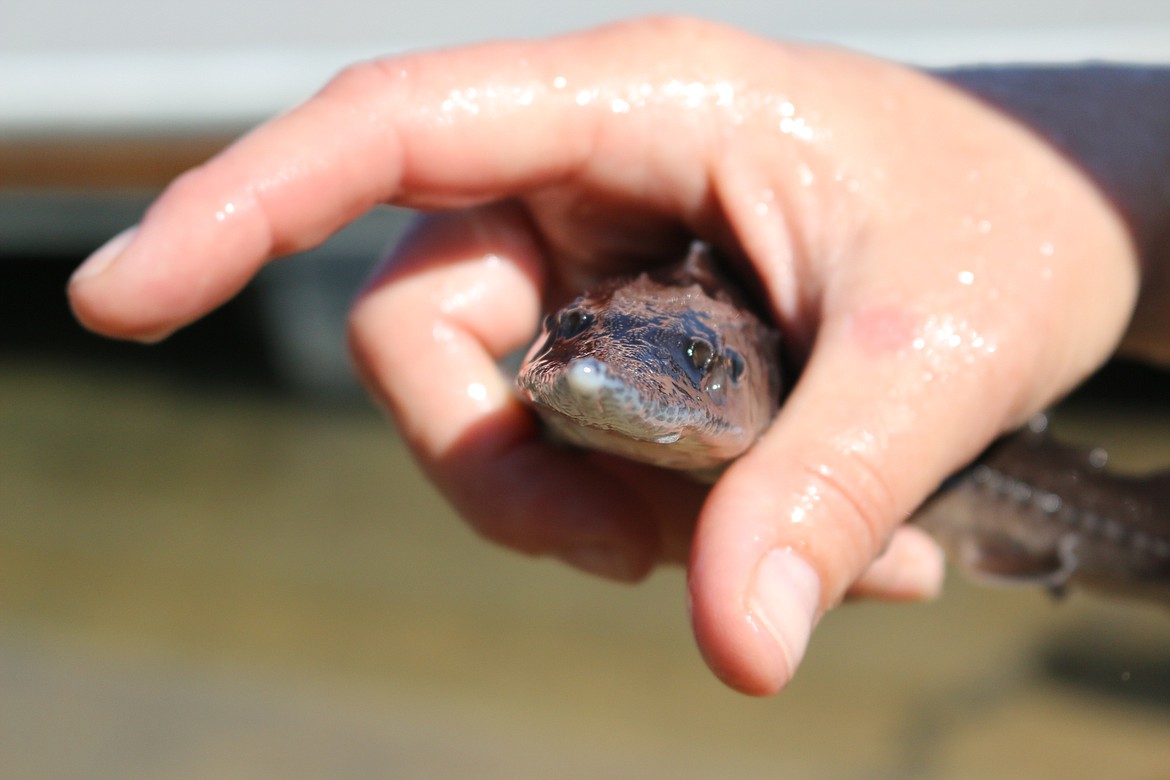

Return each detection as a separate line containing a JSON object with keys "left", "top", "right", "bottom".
{"left": 3, "top": 258, "right": 1170, "bottom": 777}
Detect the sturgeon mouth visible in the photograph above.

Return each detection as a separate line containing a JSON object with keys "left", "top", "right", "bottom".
{"left": 558, "top": 358, "right": 684, "bottom": 444}
{"left": 519, "top": 356, "right": 732, "bottom": 447}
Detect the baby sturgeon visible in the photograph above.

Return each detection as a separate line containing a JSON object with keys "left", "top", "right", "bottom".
{"left": 517, "top": 242, "right": 780, "bottom": 472}
{"left": 517, "top": 242, "right": 1170, "bottom": 608}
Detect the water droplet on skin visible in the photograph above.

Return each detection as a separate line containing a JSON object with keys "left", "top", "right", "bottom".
{"left": 713, "top": 81, "right": 735, "bottom": 106}
{"left": 779, "top": 117, "right": 799, "bottom": 135}
{"left": 957, "top": 270, "right": 975, "bottom": 285}
{"left": 610, "top": 97, "right": 630, "bottom": 114}
{"left": 438, "top": 279, "right": 488, "bottom": 315}
{"left": 788, "top": 482, "right": 821, "bottom": 525}
{"left": 214, "top": 201, "right": 236, "bottom": 222}
{"left": 439, "top": 88, "right": 484, "bottom": 116}
{"left": 575, "top": 90, "right": 593, "bottom": 106}
{"left": 552, "top": 76, "right": 567, "bottom": 89}
{"left": 754, "top": 188, "right": 775, "bottom": 216}
{"left": 796, "top": 163, "right": 814, "bottom": 187}
{"left": 682, "top": 81, "right": 705, "bottom": 107}
{"left": 907, "top": 313, "right": 997, "bottom": 376}
{"left": 467, "top": 382, "right": 488, "bottom": 402}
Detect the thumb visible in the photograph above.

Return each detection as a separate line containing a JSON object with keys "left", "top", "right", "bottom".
{"left": 687, "top": 307, "right": 1025, "bottom": 696}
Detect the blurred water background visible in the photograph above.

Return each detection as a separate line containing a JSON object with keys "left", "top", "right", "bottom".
{"left": 3, "top": 0, "right": 1170, "bottom": 776}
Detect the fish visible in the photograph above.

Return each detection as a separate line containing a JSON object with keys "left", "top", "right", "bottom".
{"left": 517, "top": 241, "right": 780, "bottom": 474}
{"left": 517, "top": 241, "right": 1170, "bottom": 607}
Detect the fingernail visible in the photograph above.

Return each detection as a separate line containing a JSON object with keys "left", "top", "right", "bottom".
{"left": 557, "top": 542, "right": 642, "bottom": 582}
{"left": 748, "top": 548, "right": 821, "bottom": 686}
{"left": 70, "top": 226, "right": 138, "bottom": 285}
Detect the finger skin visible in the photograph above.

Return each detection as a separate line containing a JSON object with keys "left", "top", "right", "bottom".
{"left": 64, "top": 17, "right": 1141, "bottom": 696}
{"left": 845, "top": 527, "right": 945, "bottom": 602}
{"left": 349, "top": 204, "right": 709, "bottom": 580}
{"left": 688, "top": 44, "right": 1136, "bottom": 694}
{"left": 67, "top": 18, "right": 759, "bottom": 340}
{"left": 67, "top": 42, "right": 590, "bottom": 339}
{"left": 690, "top": 187, "right": 1134, "bottom": 694}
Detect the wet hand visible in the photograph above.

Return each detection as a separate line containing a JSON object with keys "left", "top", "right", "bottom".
{"left": 68, "top": 17, "right": 1137, "bottom": 695}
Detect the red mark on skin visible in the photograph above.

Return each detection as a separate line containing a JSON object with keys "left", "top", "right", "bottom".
{"left": 849, "top": 305, "right": 918, "bottom": 354}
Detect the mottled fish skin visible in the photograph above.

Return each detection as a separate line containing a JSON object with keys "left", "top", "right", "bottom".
{"left": 517, "top": 242, "right": 781, "bottom": 472}
{"left": 518, "top": 242, "right": 1170, "bottom": 608}
{"left": 916, "top": 416, "right": 1170, "bottom": 608}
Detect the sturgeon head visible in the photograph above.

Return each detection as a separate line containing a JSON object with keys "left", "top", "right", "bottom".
{"left": 517, "top": 242, "right": 782, "bottom": 472}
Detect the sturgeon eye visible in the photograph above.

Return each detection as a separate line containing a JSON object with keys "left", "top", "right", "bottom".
{"left": 556, "top": 308, "right": 592, "bottom": 339}
{"left": 726, "top": 349, "right": 746, "bottom": 384}
{"left": 687, "top": 338, "right": 714, "bottom": 372}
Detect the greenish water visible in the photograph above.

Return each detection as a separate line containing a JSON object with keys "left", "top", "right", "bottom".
{"left": 2, "top": 360, "right": 1169, "bottom": 779}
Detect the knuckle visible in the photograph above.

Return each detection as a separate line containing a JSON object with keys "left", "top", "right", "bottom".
{"left": 798, "top": 448, "right": 902, "bottom": 567}
{"left": 635, "top": 14, "right": 711, "bottom": 38}
{"left": 318, "top": 57, "right": 412, "bottom": 104}
{"left": 153, "top": 165, "right": 227, "bottom": 222}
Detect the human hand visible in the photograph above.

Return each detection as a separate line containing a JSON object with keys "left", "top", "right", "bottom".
{"left": 68, "top": 17, "right": 1138, "bottom": 695}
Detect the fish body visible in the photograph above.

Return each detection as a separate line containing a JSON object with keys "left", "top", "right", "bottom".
{"left": 518, "top": 242, "right": 1170, "bottom": 607}
{"left": 916, "top": 417, "right": 1170, "bottom": 606}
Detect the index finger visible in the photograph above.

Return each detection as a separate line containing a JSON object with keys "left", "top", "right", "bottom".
{"left": 66, "top": 20, "right": 703, "bottom": 340}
